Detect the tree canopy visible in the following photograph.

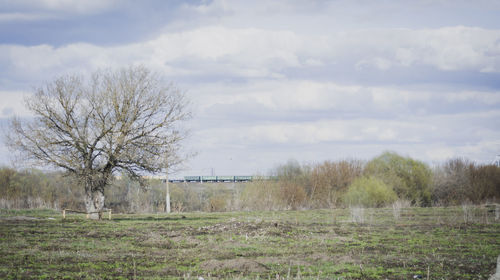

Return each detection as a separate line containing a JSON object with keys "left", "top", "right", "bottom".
{"left": 6, "top": 66, "right": 190, "bottom": 218}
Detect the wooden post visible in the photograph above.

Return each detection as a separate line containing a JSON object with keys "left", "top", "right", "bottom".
{"left": 165, "top": 163, "right": 170, "bottom": 214}
{"left": 108, "top": 209, "right": 112, "bottom": 220}
{"left": 63, "top": 209, "right": 66, "bottom": 219}
{"left": 166, "top": 175, "right": 171, "bottom": 214}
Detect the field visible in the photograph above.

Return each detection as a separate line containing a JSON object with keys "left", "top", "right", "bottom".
{"left": 0, "top": 206, "right": 499, "bottom": 279}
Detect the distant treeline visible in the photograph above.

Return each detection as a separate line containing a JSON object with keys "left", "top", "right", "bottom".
{"left": 0, "top": 152, "right": 499, "bottom": 212}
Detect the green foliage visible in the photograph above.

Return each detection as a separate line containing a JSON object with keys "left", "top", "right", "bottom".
{"left": 343, "top": 176, "right": 398, "bottom": 207}
{"left": 364, "top": 151, "right": 432, "bottom": 206}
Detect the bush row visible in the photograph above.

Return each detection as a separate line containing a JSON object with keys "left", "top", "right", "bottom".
{"left": 0, "top": 152, "right": 499, "bottom": 211}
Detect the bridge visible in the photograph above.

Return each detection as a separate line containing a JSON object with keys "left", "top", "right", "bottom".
{"left": 165, "top": 175, "right": 254, "bottom": 183}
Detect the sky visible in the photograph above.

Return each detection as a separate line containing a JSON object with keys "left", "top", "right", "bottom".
{"left": 1, "top": 0, "right": 500, "bottom": 177}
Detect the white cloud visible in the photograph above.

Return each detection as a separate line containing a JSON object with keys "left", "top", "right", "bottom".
{"left": 36, "top": 0, "right": 115, "bottom": 12}
{"left": 182, "top": 26, "right": 500, "bottom": 73}
{"left": 186, "top": 106, "right": 500, "bottom": 173}
{"left": 0, "top": 0, "right": 117, "bottom": 23}
{"left": 195, "top": 118, "right": 432, "bottom": 146}
{"left": 2, "top": 25, "right": 500, "bottom": 86}
{"left": 412, "top": 26, "right": 500, "bottom": 72}
{"left": 3, "top": 0, "right": 117, "bottom": 14}
{"left": 0, "top": 90, "right": 31, "bottom": 117}
{"left": 356, "top": 57, "right": 392, "bottom": 70}
{"left": 2, "top": 1, "right": 500, "bottom": 171}
{"left": 192, "top": 79, "right": 500, "bottom": 119}
{"left": 444, "top": 91, "right": 500, "bottom": 105}
{"left": 323, "top": 26, "right": 500, "bottom": 72}
{"left": 186, "top": 78, "right": 500, "bottom": 169}
{"left": 425, "top": 140, "right": 500, "bottom": 163}
{"left": 189, "top": 80, "right": 363, "bottom": 114}
{"left": 245, "top": 119, "right": 428, "bottom": 145}
{"left": 0, "top": 26, "right": 304, "bottom": 82}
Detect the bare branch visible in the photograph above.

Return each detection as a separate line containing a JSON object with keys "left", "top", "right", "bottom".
{"left": 5, "top": 66, "right": 191, "bottom": 218}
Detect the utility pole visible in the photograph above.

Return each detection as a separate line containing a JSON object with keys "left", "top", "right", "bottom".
{"left": 165, "top": 165, "right": 171, "bottom": 214}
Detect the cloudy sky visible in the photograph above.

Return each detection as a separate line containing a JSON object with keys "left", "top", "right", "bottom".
{"left": 1, "top": 0, "right": 500, "bottom": 177}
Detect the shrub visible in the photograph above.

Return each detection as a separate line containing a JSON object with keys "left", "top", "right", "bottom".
{"left": 279, "top": 181, "right": 307, "bottom": 210}
{"left": 240, "top": 180, "right": 281, "bottom": 211}
{"left": 343, "top": 176, "right": 397, "bottom": 207}
{"left": 364, "top": 151, "right": 432, "bottom": 206}
{"left": 207, "top": 196, "right": 227, "bottom": 212}
{"left": 309, "top": 160, "right": 363, "bottom": 208}
{"left": 272, "top": 160, "right": 309, "bottom": 210}
{"left": 432, "top": 158, "right": 500, "bottom": 205}
{"left": 469, "top": 164, "right": 500, "bottom": 203}
{"left": 202, "top": 184, "right": 231, "bottom": 212}
{"left": 432, "top": 158, "right": 472, "bottom": 205}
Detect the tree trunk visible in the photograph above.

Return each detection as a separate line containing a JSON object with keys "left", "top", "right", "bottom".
{"left": 85, "top": 188, "right": 105, "bottom": 220}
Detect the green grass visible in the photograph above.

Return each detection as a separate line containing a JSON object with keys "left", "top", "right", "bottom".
{"left": 0, "top": 207, "right": 499, "bottom": 279}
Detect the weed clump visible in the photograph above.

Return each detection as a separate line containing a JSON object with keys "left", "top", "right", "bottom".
{"left": 462, "top": 202, "right": 474, "bottom": 224}
{"left": 350, "top": 206, "right": 365, "bottom": 224}
{"left": 392, "top": 200, "right": 411, "bottom": 220}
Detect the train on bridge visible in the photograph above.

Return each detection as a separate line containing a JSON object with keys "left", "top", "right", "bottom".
{"left": 168, "top": 175, "right": 254, "bottom": 183}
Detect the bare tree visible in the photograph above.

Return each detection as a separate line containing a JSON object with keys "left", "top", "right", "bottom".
{"left": 5, "top": 66, "right": 190, "bottom": 218}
